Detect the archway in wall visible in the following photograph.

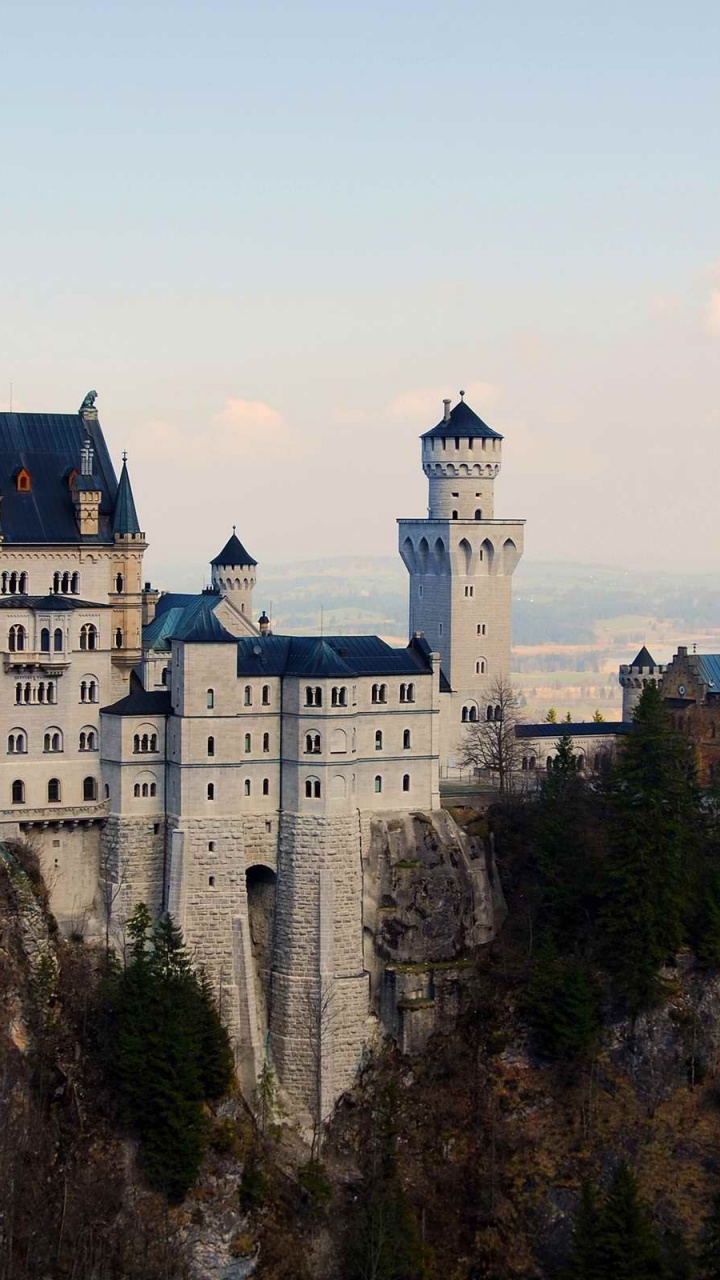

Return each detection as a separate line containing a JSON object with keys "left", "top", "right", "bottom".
{"left": 246, "top": 864, "right": 277, "bottom": 1039}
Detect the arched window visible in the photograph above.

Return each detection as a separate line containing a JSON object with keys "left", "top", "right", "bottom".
{"left": 23, "top": 682, "right": 31, "bottom": 703}
{"left": 305, "top": 777, "right": 321, "bottom": 799}
{"left": 115, "top": 573, "right": 124, "bottom": 593}
{"left": 245, "top": 733, "right": 252, "bottom": 753}
{"left": 14, "top": 682, "right": 22, "bottom": 704}
{"left": 207, "top": 688, "right": 215, "bottom": 709}
{"left": 71, "top": 572, "right": 79, "bottom": 594}
{"left": 133, "top": 783, "right": 140, "bottom": 797}
{"left": 207, "top": 736, "right": 215, "bottom": 757}
{"left": 53, "top": 628, "right": 63, "bottom": 652}
{"left": 262, "top": 778, "right": 269, "bottom": 795}
{"left": 546, "top": 758, "right": 553, "bottom": 772}
{"left": 38, "top": 682, "right": 46, "bottom": 704}
{"left": 133, "top": 734, "right": 140, "bottom": 753}
{"left": 7, "top": 730, "right": 26, "bottom": 754}
{"left": 40, "top": 627, "right": 50, "bottom": 652}
{"left": 11, "top": 779, "right": 25, "bottom": 805}
{"left": 161, "top": 667, "right": 169, "bottom": 686}
{"left": 305, "top": 733, "right": 321, "bottom": 754}
{"left": 114, "top": 628, "right": 123, "bottom": 648}
{"left": 61, "top": 572, "right": 70, "bottom": 593}
{"left": 83, "top": 776, "right": 98, "bottom": 801}
{"left": 79, "top": 624, "right": 97, "bottom": 651}
{"left": 104, "top": 783, "right": 110, "bottom": 798}
{"left": 263, "top": 732, "right": 270, "bottom": 753}
{"left": 375, "top": 730, "right": 383, "bottom": 751}
{"left": 402, "top": 774, "right": 410, "bottom": 792}
{"left": 374, "top": 775, "right": 383, "bottom": 793}
{"left": 494, "top": 705, "right": 501, "bottom": 722}
{"left": 44, "top": 729, "right": 62, "bottom": 753}
{"left": 403, "top": 729, "right": 411, "bottom": 750}
{"left": 262, "top": 685, "right": 270, "bottom": 705}
{"left": 452, "top": 510, "right": 458, "bottom": 519}
{"left": 141, "top": 783, "right": 149, "bottom": 797}
{"left": 16, "top": 469, "right": 30, "bottom": 492}
{"left": 487, "top": 705, "right": 494, "bottom": 721}
{"left": 461, "top": 706, "right": 469, "bottom": 723}
{"left": 244, "top": 685, "right": 252, "bottom": 706}
{"left": 244, "top": 779, "right": 251, "bottom": 796}
{"left": 475, "top": 659, "right": 486, "bottom": 675}
{"left": 529, "top": 757, "right": 536, "bottom": 770}
{"left": 19, "top": 573, "right": 28, "bottom": 593}
{"left": 141, "top": 734, "right": 149, "bottom": 752}
{"left": 399, "top": 683, "right": 415, "bottom": 703}
{"left": 577, "top": 756, "right": 585, "bottom": 771}
{"left": 150, "top": 783, "right": 157, "bottom": 797}
{"left": 522, "top": 756, "right": 528, "bottom": 771}
{"left": 305, "top": 686, "right": 322, "bottom": 707}
{"left": 331, "top": 686, "right": 347, "bottom": 707}
{"left": 47, "top": 777, "right": 61, "bottom": 803}
{"left": 475, "top": 509, "right": 482, "bottom": 520}
{"left": 8, "top": 625, "right": 26, "bottom": 652}
{"left": 79, "top": 731, "right": 86, "bottom": 751}
{"left": 8, "top": 572, "right": 17, "bottom": 593}
{"left": 149, "top": 734, "right": 157, "bottom": 752}
{"left": 88, "top": 680, "right": 97, "bottom": 703}
{"left": 207, "top": 783, "right": 215, "bottom": 800}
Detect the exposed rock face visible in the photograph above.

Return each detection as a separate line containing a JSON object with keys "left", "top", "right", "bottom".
{"left": 362, "top": 810, "right": 506, "bottom": 1049}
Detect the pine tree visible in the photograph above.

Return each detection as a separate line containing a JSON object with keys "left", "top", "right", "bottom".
{"left": 595, "top": 1163, "right": 662, "bottom": 1280}
{"left": 568, "top": 1180, "right": 604, "bottom": 1280}
{"left": 196, "top": 969, "right": 235, "bottom": 1100}
{"left": 698, "top": 1191, "right": 720, "bottom": 1279}
{"left": 600, "top": 684, "right": 699, "bottom": 1012}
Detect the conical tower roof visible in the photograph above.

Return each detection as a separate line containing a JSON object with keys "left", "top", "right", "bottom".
{"left": 421, "top": 397, "right": 503, "bottom": 441}
{"left": 630, "top": 645, "right": 656, "bottom": 669}
{"left": 111, "top": 456, "right": 141, "bottom": 536}
{"left": 211, "top": 530, "right": 257, "bottom": 567}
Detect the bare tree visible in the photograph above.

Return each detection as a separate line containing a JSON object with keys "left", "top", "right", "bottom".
{"left": 98, "top": 840, "right": 127, "bottom": 957}
{"left": 457, "top": 674, "right": 531, "bottom": 799}
{"left": 304, "top": 979, "right": 336, "bottom": 1161}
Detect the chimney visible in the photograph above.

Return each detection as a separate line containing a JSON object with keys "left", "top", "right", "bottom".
{"left": 443, "top": 398, "right": 451, "bottom": 423}
{"left": 258, "top": 611, "right": 270, "bottom": 636}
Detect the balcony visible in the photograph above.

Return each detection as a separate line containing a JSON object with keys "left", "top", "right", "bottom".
{"left": 3, "top": 650, "right": 71, "bottom": 674}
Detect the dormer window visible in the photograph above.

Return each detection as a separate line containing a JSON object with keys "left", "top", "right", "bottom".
{"left": 15, "top": 468, "right": 31, "bottom": 492}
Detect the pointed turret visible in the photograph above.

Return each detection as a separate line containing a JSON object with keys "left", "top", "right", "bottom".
{"left": 112, "top": 454, "right": 142, "bottom": 536}
{"left": 210, "top": 526, "right": 257, "bottom": 617}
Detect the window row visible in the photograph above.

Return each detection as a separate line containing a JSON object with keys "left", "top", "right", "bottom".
{"left": 461, "top": 703, "right": 502, "bottom": 723}
{"left": 206, "top": 778, "right": 271, "bottom": 800}
{"left": 427, "top": 435, "right": 498, "bottom": 452}
{"left": 302, "top": 682, "right": 417, "bottom": 709}
{"left": 206, "top": 685, "right": 272, "bottom": 709}
{"left": 133, "top": 733, "right": 158, "bottom": 753}
{"left": 10, "top": 776, "right": 98, "bottom": 805}
{"left": 303, "top": 727, "right": 414, "bottom": 754}
{"left": 52, "top": 571, "right": 80, "bottom": 595}
{"left": 1, "top": 572, "right": 28, "bottom": 594}
{"left": 7, "top": 727, "right": 98, "bottom": 753}
{"left": 133, "top": 782, "right": 157, "bottom": 797}
{"left": 303, "top": 773, "right": 412, "bottom": 799}
{"left": 14, "top": 680, "right": 57, "bottom": 705}
{"left": 7, "top": 623, "right": 99, "bottom": 653}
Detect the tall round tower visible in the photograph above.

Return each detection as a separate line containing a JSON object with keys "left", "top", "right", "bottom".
{"left": 398, "top": 393, "right": 525, "bottom": 767}
{"left": 618, "top": 646, "right": 665, "bottom": 721}
{"left": 210, "top": 529, "right": 257, "bottom": 617}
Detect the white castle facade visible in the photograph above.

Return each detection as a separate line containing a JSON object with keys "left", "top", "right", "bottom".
{"left": 0, "top": 391, "right": 523, "bottom": 1107}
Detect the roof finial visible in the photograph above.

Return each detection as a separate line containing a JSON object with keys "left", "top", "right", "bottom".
{"left": 459, "top": 388, "right": 465, "bottom": 400}
{"left": 232, "top": 524, "right": 236, "bottom": 534}
{"left": 122, "top": 450, "right": 127, "bottom": 463}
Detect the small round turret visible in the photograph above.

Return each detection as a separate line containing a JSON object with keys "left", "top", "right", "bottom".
{"left": 210, "top": 528, "right": 257, "bottom": 616}
{"left": 618, "top": 646, "right": 665, "bottom": 721}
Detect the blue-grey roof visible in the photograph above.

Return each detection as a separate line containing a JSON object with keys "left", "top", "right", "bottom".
{"left": 0, "top": 412, "right": 118, "bottom": 543}
{"left": 0, "top": 594, "right": 112, "bottom": 611}
{"left": 516, "top": 722, "right": 630, "bottom": 739}
{"left": 112, "top": 459, "right": 142, "bottom": 536}
{"left": 236, "top": 633, "right": 434, "bottom": 678}
{"left": 629, "top": 646, "right": 656, "bottom": 669}
{"left": 211, "top": 532, "right": 257, "bottom": 567}
{"left": 169, "top": 595, "right": 236, "bottom": 644}
{"left": 697, "top": 656, "right": 720, "bottom": 692}
{"left": 421, "top": 399, "right": 503, "bottom": 441}
{"left": 101, "top": 689, "right": 171, "bottom": 717}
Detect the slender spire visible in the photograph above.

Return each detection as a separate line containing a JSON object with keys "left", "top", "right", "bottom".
{"left": 112, "top": 455, "right": 142, "bottom": 536}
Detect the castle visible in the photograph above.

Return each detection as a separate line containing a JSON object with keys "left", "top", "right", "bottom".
{"left": 4, "top": 391, "right": 713, "bottom": 1108}
{"left": 0, "top": 390, "right": 524, "bottom": 1108}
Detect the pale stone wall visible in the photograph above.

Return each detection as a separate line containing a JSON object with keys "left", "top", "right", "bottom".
{"left": 270, "top": 812, "right": 368, "bottom": 1112}
{"left": 101, "top": 814, "right": 166, "bottom": 927}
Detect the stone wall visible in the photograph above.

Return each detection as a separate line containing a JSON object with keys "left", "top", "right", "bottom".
{"left": 101, "top": 814, "right": 166, "bottom": 930}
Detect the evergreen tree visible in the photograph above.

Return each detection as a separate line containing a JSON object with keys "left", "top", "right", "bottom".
{"left": 526, "top": 938, "right": 600, "bottom": 1059}
{"left": 100, "top": 907, "right": 234, "bottom": 1202}
{"left": 595, "top": 1163, "right": 662, "bottom": 1280}
{"left": 568, "top": 1181, "right": 604, "bottom": 1280}
{"left": 600, "top": 684, "right": 699, "bottom": 1012}
{"left": 698, "top": 1191, "right": 720, "bottom": 1279}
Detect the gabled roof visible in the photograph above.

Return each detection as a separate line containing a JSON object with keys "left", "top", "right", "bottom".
{"left": 421, "top": 398, "right": 503, "bottom": 441}
{"left": 169, "top": 595, "right": 236, "bottom": 644}
{"left": 211, "top": 532, "right": 257, "bottom": 567}
{"left": 112, "top": 458, "right": 142, "bottom": 536}
{"left": 630, "top": 646, "right": 656, "bottom": 669}
{"left": 0, "top": 411, "right": 118, "bottom": 543}
{"left": 235, "top": 633, "right": 435, "bottom": 679}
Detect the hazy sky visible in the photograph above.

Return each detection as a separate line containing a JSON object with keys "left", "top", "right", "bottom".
{"left": 2, "top": 1, "right": 719, "bottom": 589}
